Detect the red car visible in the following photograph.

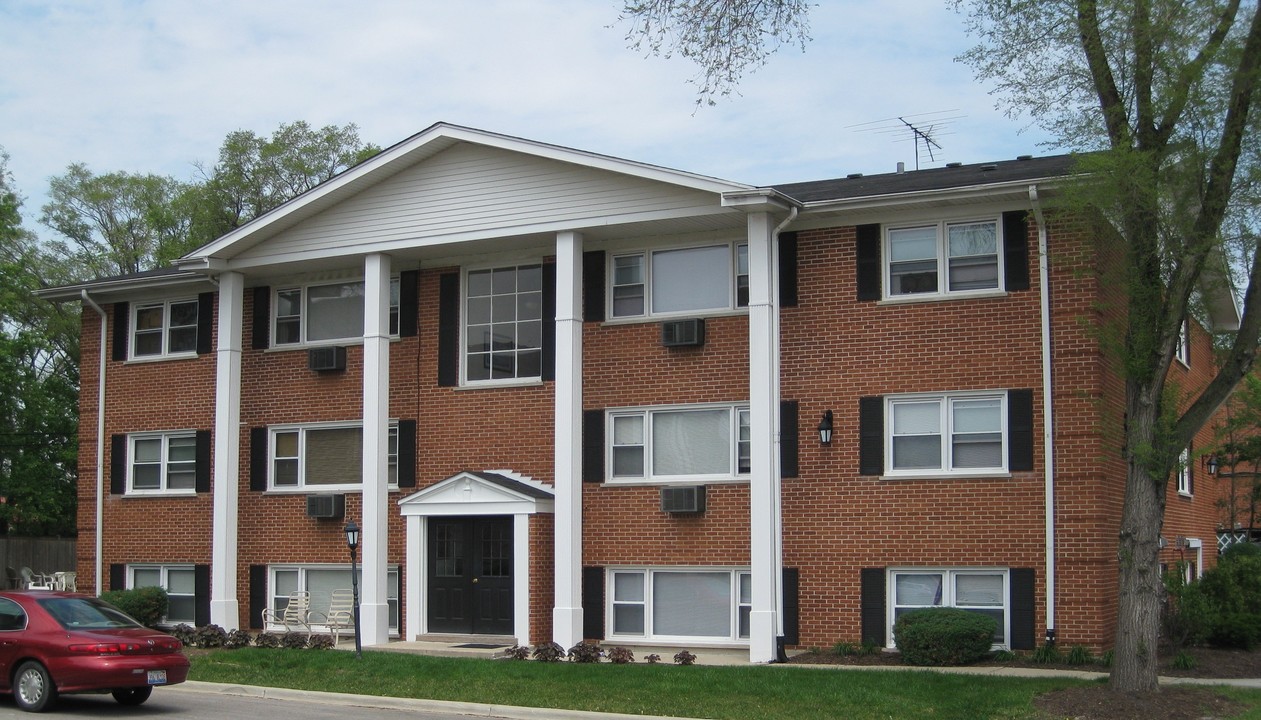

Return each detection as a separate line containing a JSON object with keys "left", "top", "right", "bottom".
{"left": 0, "top": 591, "right": 189, "bottom": 712}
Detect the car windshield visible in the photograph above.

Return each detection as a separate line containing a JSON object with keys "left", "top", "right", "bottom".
{"left": 38, "top": 598, "right": 144, "bottom": 630}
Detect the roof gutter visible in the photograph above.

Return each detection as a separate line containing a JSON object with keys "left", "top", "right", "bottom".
{"left": 1029, "top": 185, "right": 1057, "bottom": 644}
{"left": 789, "top": 176, "right": 1072, "bottom": 213}
{"left": 80, "top": 290, "right": 107, "bottom": 598}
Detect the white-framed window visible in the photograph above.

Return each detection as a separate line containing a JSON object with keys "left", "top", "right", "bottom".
{"left": 130, "top": 565, "right": 195, "bottom": 625}
{"left": 889, "top": 568, "right": 1009, "bottom": 647}
{"left": 270, "top": 422, "right": 398, "bottom": 491}
{"left": 609, "top": 404, "right": 751, "bottom": 482}
{"left": 887, "top": 392, "right": 1006, "bottom": 476}
{"left": 886, "top": 218, "right": 1002, "bottom": 298}
{"left": 463, "top": 264, "right": 543, "bottom": 383}
{"left": 609, "top": 242, "right": 749, "bottom": 319}
{"left": 132, "top": 298, "right": 199, "bottom": 359}
{"left": 129, "top": 432, "right": 197, "bottom": 494}
{"left": 273, "top": 278, "right": 400, "bottom": 347}
{"left": 1175, "top": 319, "right": 1190, "bottom": 366}
{"left": 270, "top": 565, "right": 399, "bottom": 634}
{"left": 609, "top": 568, "right": 752, "bottom": 643}
{"left": 1177, "top": 447, "right": 1193, "bottom": 496}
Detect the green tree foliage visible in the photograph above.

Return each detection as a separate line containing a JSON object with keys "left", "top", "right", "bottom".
{"left": 1211, "top": 374, "right": 1261, "bottom": 531}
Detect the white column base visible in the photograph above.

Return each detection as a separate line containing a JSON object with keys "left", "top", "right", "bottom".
{"left": 748, "top": 610, "right": 778, "bottom": 663}
{"left": 209, "top": 599, "right": 239, "bottom": 631}
{"left": 359, "top": 601, "right": 391, "bottom": 647}
{"left": 553, "top": 606, "right": 583, "bottom": 649}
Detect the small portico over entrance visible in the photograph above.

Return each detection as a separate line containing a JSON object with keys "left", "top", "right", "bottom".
{"left": 398, "top": 471, "right": 553, "bottom": 643}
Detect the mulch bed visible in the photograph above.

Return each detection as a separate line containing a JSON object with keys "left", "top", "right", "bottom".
{"left": 788, "top": 644, "right": 1261, "bottom": 720}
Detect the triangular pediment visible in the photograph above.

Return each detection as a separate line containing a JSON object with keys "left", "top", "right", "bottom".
{"left": 398, "top": 470, "right": 553, "bottom": 517}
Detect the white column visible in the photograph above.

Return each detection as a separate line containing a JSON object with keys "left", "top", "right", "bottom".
{"left": 405, "top": 514, "right": 422, "bottom": 640}
{"left": 747, "top": 212, "right": 782, "bottom": 663}
{"left": 553, "top": 231, "right": 585, "bottom": 649}
{"left": 210, "top": 272, "right": 244, "bottom": 629}
{"left": 361, "top": 253, "right": 391, "bottom": 646}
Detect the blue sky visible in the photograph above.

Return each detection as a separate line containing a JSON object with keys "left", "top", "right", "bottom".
{"left": 1, "top": 0, "right": 1055, "bottom": 235}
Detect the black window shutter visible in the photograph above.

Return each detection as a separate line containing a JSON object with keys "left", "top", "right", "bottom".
{"left": 249, "top": 565, "right": 267, "bottom": 629}
{"left": 780, "top": 400, "right": 799, "bottom": 478}
{"left": 1009, "top": 568, "right": 1036, "bottom": 650}
{"left": 195, "top": 430, "right": 211, "bottom": 493}
{"left": 399, "top": 270, "right": 419, "bottom": 338}
{"left": 779, "top": 232, "right": 799, "bottom": 308}
{"left": 860, "top": 568, "right": 887, "bottom": 646}
{"left": 196, "top": 292, "right": 215, "bottom": 355}
{"left": 582, "top": 250, "right": 606, "bottom": 323}
{"left": 194, "top": 564, "right": 211, "bottom": 627}
{"left": 1008, "top": 389, "right": 1034, "bottom": 472}
{"left": 110, "top": 564, "right": 126, "bottom": 592}
{"left": 1003, "top": 211, "right": 1030, "bottom": 291}
{"left": 859, "top": 396, "right": 884, "bottom": 476}
{"left": 856, "top": 224, "right": 882, "bottom": 301}
{"left": 582, "top": 409, "right": 605, "bottom": 483}
{"left": 1188, "top": 442, "right": 1194, "bottom": 495}
{"left": 582, "top": 566, "right": 605, "bottom": 640}
{"left": 542, "top": 263, "right": 556, "bottom": 382}
{"left": 249, "top": 427, "right": 268, "bottom": 491}
{"left": 251, "top": 286, "right": 270, "bottom": 350}
{"left": 110, "top": 434, "right": 127, "bottom": 495}
{"left": 437, "top": 272, "right": 460, "bottom": 387}
{"left": 112, "top": 302, "right": 130, "bottom": 361}
{"left": 397, "top": 419, "right": 417, "bottom": 488}
{"left": 782, "top": 567, "right": 800, "bottom": 646}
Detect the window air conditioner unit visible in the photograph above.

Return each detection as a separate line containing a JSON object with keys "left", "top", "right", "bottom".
{"left": 661, "top": 318, "right": 705, "bottom": 348}
{"left": 660, "top": 485, "right": 706, "bottom": 514}
{"left": 308, "top": 346, "right": 347, "bottom": 372}
{"left": 305, "top": 494, "right": 345, "bottom": 519}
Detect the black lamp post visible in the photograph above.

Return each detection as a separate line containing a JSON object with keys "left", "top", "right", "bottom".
{"left": 344, "top": 520, "right": 362, "bottom": 659}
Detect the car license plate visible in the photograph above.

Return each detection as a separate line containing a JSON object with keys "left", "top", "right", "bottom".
{"left": 147, "top": 670, "right": 166, "bottom": 685}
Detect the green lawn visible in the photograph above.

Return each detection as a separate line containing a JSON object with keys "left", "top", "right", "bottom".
{"left": 186, "top": 648, "right": 1145, "bottom": 720}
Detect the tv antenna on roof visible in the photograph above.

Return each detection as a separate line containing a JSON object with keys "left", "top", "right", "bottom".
{"left": 846, "top": 110, "right": 963, "bottom": 170}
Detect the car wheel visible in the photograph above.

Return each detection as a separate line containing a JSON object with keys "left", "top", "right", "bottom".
{"left": 112, "top": 686, "right": 153, "bottom": 706}
{"left": 13, "top": 661, "right": 56, "bottom": 713}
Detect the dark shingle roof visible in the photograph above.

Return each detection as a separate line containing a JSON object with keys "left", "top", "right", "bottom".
{"left": 771, "top": 154, "right": 1080, "bottom": 204}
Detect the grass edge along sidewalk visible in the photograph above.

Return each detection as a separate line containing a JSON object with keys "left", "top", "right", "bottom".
{"left": 187, "top": 648, "right": 1261, "bottom": 720}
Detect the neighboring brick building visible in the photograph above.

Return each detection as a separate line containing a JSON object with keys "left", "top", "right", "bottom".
{"left": 41, "top": 123, "right": 1234, "bottom": 661}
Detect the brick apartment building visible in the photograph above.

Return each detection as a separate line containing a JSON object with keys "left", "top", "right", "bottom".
{"left": 41, "top": 123, "right": 1234, "bottom": 661}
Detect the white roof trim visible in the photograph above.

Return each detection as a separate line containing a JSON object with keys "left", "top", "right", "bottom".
{"left": 397, "top": 470, "right": 554, "bottom": 517}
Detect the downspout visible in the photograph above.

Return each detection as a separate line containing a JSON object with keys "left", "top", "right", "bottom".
{"left": 769, "top": 206, "right": 796, "bottom": 656}
{"left": 1029, "top": 186, "right": 1056, "bottom": 643}
{"left": 80, "top": 290, "right": 107, "bottom": 598}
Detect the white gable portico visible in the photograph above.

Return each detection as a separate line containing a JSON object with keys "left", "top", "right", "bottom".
{"left": 398, "top": 471, "right": 553, "bottom": 642}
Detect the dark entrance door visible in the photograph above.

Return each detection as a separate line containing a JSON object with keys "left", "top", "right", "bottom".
{"left": 427, "top": 515, "right": 513, "bottom": 635}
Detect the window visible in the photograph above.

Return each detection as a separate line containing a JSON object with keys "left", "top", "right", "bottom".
{"left": 609, "top": 243, "right": 749, "bottom": 319}
{"left": 1178, "top": 447, "right": 1193, "bottom": 496}
{"left": 886, "top": 219, "right": 1001, "bottom": 298}
{"left": 129, "top": 432, "right": 197, "bottom": 493}
{"left": 887, "top": 393, "right": 1005, "bottom": 475}
{"left": 130, "top": 565, "right": 195, "bottom": 625}
{"left": 273, "top": 278, "right": 400, "bottom": 346}
{"left": 132, "top": 299, "right": 198, "bottom": 358}
{"left": 1176, "top": 319, "right": 1190, "bottom": 366}
{"left": 609, "top": 568, "right": 751, "bottom": 642}
{"left": 890, "top": 569, "right": 1008, "bottom": 646}
{"left": 0, "top": 597, "right": 26, "bottom": 631}
{"left": 271, "top": 565, "right": 399, "bottom": 633}
{"left": 609, "top": 405, "right": 750, "bottom": 482}
{"left": 464, "top": 265, "right": 543, "bottom": 382}
{"left": 271, "top": 423, "right": 398, "bottom": 490}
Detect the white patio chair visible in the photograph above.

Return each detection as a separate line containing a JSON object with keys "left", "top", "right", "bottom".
{"left": 311, "top": 588, "right": 356, "bottom": 647}
{"left": 261, "top": 591, "right": 313, "bottom": 636}
{"left": 19, "top": 567, "right": 52, "bottom": 590}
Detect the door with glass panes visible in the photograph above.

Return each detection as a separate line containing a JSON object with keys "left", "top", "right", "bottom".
{"left": 427, "top": 516, "right": 513, "bottom": 635}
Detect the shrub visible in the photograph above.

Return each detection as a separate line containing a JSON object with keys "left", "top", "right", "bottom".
{"left": 168, "top": 623, "right": 196, "bottom": 646}
{"left": 1031, "top": 642, "right": 1062, "bottom": 664}
{"left": 1207, "top": 612, "right": 1261, "bottom": 650}
{"left": 281, "top": 632, "right": 309, "bottom": 649}
{"left": 308, "top": 634, "right": 334, "bottom": 650}
{"left": 644, "top": 653, "right": 662, "bottom": 664}
{"left": 1065, "top": 645, "right": 1093, "bottom": 666}
{"left": 531, "top": 642, "right": 564, "bottom": 662}
{"left": 1171, "top": 650, "right": 1198, "bottom": 670}
{"left": 502, "top": 645, "right": 531, "bottom": 660}
{"left": 990, "top": 649, "right": 1016, "bottom": 662}
{"left": 859, "top": 641, "right": 881, "bottom": 656}
{"left": 99, "top": 586, "right": 168, "bottom": 628}
{"left": 1221, "top": 541, "right": 1261, "bottom": 560}
{"left": 1196, "top": 551, "right": 1261, "bottom": 649}
{"left": 832, "top": 641, "right": 858, "bottom": 656}
{"left": 1161, "top": 565, "right": 1213, "bottom": 648}
{"left": 254, "top": 632, "right": 281, "bottom": 648}
{"left": 224, "top": 629, "right": 252, "bottom": 649}
{"left": 192, "top": 624, "right": 226, "bottom": 648}
{"left": 567, "top": 642, "right": 603, "bottom": 663}
{"left": 893, "top": 608, "right": 996, "bottom": 666}
{"left": 1099, "top": 649, "right": 1114, "bottom": 668}
{"left": 673, "top": 650, "right": 697, "bottom": 665}
{"left": 606, "top": 646, "right": 634, "bottom": 664}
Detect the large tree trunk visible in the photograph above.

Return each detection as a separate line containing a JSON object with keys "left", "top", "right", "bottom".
{"left": 1111, "top": 403, "right": 1166, "bottom": 692}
